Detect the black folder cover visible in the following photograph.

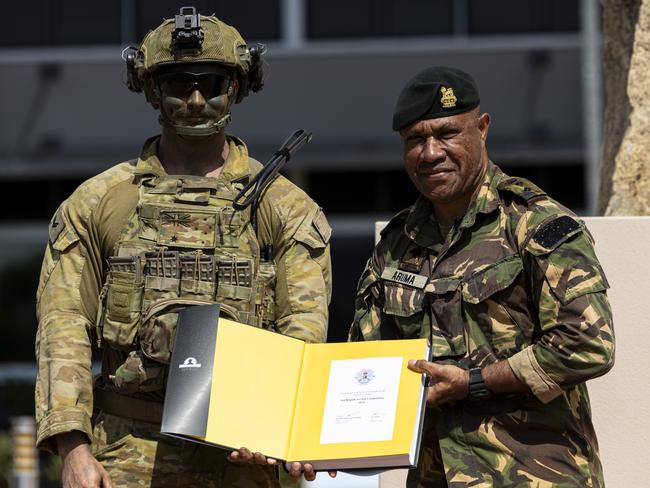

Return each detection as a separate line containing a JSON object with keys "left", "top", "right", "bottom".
{"left": 161, "top": 304, "right": 220, "bottom": 439}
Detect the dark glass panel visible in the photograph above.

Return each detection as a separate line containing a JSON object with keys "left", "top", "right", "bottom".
{"left": 307, "top": 0, "right": 453, "bottom": 39}
{"left": 468, "top": 0, "right": 579, "bottom": 35}
{"left": 0, "top": 0, "right": 120, "bottom": 47}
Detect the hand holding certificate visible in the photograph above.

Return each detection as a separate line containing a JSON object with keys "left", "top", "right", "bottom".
{"left": 227, "top": 450, "right": 329, "bottom": 483}
{"left": 161, "top": 304, "right": 430, "bottom": 471}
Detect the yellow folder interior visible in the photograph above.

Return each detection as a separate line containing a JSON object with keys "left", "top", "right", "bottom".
{"left": 205, "top": 319, "right": 305, "bottom": 459}
{"left": 287, "top": 339, "right": 428, "bottom": 462}
{"left": 203, "top": 319, "right": 428, "bottom": 463}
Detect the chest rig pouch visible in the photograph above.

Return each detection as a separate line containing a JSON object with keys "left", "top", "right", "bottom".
{"left": 98, "top": 172, "right": 277, "bottom": 370}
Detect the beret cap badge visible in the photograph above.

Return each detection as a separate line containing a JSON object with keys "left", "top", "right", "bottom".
{"left": 440, "top": 86, "right": 457, "bottom": 109}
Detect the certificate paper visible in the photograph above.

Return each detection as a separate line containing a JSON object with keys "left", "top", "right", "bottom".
{"left": 320, "top": 356, "right": 402, "bottom": 444}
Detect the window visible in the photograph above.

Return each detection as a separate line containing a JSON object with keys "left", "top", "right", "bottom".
{"left": 0, "top": 0, "right": 121, "bottom": 47}
{"left": 468, "top": 0, "right": 579, "bottom": 35}
{"left": 307, "top": 0, "right": 453, "bottom": 39}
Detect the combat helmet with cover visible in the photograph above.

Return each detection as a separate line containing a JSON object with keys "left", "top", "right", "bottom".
{"left": 122, "top": 6, "right": 264, "bottom": 135}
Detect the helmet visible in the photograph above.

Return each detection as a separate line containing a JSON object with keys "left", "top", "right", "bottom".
{"left": 123, "top": 6, "right": 264, "bottom": 106}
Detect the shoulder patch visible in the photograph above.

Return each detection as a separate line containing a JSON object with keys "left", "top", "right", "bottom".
{"left": 498, "top": 176, "right": 546, "bottom": 203}
{"left": 312, "top": 208, "right": 332, "bottom": 243}
{"left": 48, "top": 205, "right": 66, "bottom": 244}
{"left": 380, "top": 207, "right": 411, "bottom": 238}
{"left": 532, "top": 215, "right": 581, "bottom": 249}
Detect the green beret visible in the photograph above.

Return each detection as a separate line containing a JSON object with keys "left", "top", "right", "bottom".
{"left": 392, "top": 66, "right": 480, "bottom": 131}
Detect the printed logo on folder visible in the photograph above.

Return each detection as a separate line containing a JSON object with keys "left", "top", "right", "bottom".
{"left": 179, "top": 357, "right": 202, "bottom": 369}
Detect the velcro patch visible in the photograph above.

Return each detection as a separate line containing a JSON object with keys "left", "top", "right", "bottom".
{"left": 532, "top": 216, "right": 580, "bottom": 249}
{"left": 381, "top": 267, "right": 428, "bottom": 289}
{"left": 312, "top": 209, "right": 332, "bottom": 243}
{"left": 48, "top": 206, "right": 65, "bottom": 244}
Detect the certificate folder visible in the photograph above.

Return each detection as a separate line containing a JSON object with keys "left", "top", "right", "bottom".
{"left": 162, "top": 304, "right": 430, "bottom": 471}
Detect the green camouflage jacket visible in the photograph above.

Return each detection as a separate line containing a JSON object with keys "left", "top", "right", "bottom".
{"left": 349, "top": 162, "right": 614, "bottom": 487}
{"left": 35, "top": 135, "right": 332, "bottom": 452}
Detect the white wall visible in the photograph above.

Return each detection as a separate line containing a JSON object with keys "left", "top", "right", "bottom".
{"left": 583, "top": 217, "right": 650, "bottom": 486}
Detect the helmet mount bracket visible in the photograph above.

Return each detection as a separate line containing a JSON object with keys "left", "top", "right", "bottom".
{"left": 172, "top": 6, "right": 204, "bottom": 55}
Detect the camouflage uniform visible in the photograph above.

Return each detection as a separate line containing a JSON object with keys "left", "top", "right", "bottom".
{"left": 349, "top": 162, "right": 614, "bottom": 487}
{"left": 35, "top": 135, "right": 331, "bottom": 487}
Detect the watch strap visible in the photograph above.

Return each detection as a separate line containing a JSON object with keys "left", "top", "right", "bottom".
{"left": 468, "top": 367, "right": 492, "bottom": 402}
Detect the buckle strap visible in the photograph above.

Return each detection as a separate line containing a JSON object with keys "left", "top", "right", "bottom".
{"left": 94, "top": 387, "right": 164, "bottom": 424}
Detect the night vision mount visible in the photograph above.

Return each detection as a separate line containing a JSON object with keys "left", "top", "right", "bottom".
{"left": 172, "top": 6, "right": 204, "bottom": 55}
{"left": 121, "top": 6, "right": 205, "bottom": 95}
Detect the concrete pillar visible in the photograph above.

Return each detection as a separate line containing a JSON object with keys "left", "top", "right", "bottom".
{"left": 580, "top": 0, "right": 603, "bottom": 215}
{"left": 600, "top": 0, "right": 650, "bottom": 215}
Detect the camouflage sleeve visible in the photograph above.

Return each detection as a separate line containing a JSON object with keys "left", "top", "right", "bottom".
{"left": 508, "top": 215, "right": 615, "bottom": 403}
{"left": 35, "top": 198, "right": 97, "bottom": 452}
{"left": 259, "top": 178, "right": 331, "bottom": 343}
{"left": 35, "top": 164, "right": 133, "bottom": 453}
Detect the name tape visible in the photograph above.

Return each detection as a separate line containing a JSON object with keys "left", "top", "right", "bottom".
{"left": 381, "top": 267, "right": 428, "bottom": 289}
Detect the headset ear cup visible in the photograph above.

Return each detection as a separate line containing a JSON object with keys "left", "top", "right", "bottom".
{"left": 234, "top": 57, "right": 264, "bottom": 103}
{"left": 133, "top": 74, "right": 143, "bottom": 93}
{"left": 124, "top": 49, "right": 144, "bottom": 93}
{"left": 130, "top": 75, "right": 143, "bottom": 93}
{"left": 248, "top": 58, "right": 264, "bottom": 94}
{"left": 248, "top": 44, "right": 265, "bottom": 94}
{"left": 234, "top": 43, "right": 265, "bottom": 103}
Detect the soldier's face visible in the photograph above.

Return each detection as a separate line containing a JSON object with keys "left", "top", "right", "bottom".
{"left": 401, "top": 110, "right": 490, "bottom": 208}
{"left": 156, "top": 64, "right": 236, "bottom": 130}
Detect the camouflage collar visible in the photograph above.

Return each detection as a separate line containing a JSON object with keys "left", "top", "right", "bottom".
{"left": 403, "top": 196, "right": 438, "bottom": 248}
{"left": 457, "top": 161, "right": 503, "bottom": 230}
{"left": 133, "top": 134, "right": 253, "bottom": 183}
{"left": 133, "top": 136, "right": 164, "bottom": 179}
{"left": 220, "top": 136, "right": 252, "bottom": 183}
{"left": 403, "top": 161, "right": 504, "bottom": 247}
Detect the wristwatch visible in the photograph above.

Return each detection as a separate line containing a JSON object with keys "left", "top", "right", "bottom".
{"left": 467, "top": 367, "right": 492, "bottom": 402}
